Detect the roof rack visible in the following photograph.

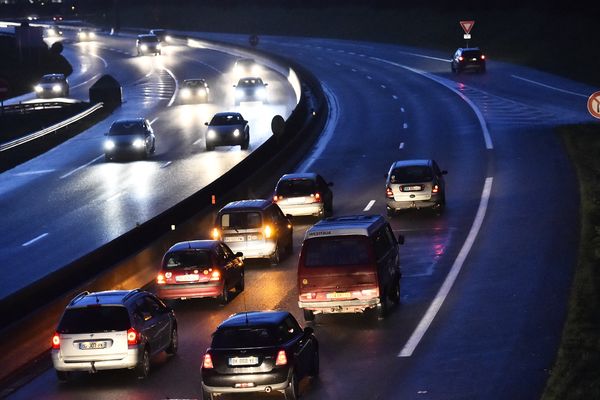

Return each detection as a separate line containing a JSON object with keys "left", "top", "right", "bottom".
{"left": 69, "top": 291, "right": 90, "bottom": 306}
{"left": 122, "top": 289, "right": 141, "bottom": 302}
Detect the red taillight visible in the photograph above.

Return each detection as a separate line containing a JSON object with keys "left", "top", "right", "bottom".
{"left": 210, "top": 270, "right": 221, "bottom": 281}
{"left": 273, "top": 195, "right": 278, "bottom": 202}
{"left": 432, "top": 184, "right": 440, "bottom": 194}
{"left": 203, "top": 353, "right": 214, "bottom": 369}
{"left": 51, "top": 332, "right": 60, "bottom": 349}
{"left": 156, "top": 273, "right": 165, "bottom": 285}
{"left": 127, "top": 327, "right": 140, "bottom": 346}
{"left": 264, "top": 225, "right": 273, "bottom": 239}
{"left": 386, "top": 186, "right": 394, "bottom": 198}
{"left": 310, "top": 193, "right": 322, "bottom": 202}
{"left": 481, "top": 54, "right": 486, "bottom": 60}
{"left": 275, "top": 350, "right": 288, "bottom": 366}
{"left": 458, "top": 56, "right": 464, "bottom": 61}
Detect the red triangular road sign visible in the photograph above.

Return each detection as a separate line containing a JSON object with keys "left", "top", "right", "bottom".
{"left": 460, "top": 20, "right": 475, "bottom": 34}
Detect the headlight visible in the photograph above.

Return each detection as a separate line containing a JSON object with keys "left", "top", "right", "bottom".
{"left": 198, "top": 88, "right": 207, "bottom": 96}
{"left": 89, "top": 32, "right": 96, "bottom": 39}
{"left": 132, "top": 138, "right": 145, "bottom": 148}
{"left": 233, "top": 129, "right": 240, "bottom": 137}
{"left": 52, "top": 84, "right": 61, "bottom": 92}
{"left": 235, "top": 89, "right": 243, "bottom": 98}
{"left": 207, "top": 130, "right": 216, "bottom": 139}
{"left": 104, "top": 140, "right": 115, "bottom": 150}
{"left": 165, "top": 35, "right": 172, "bottom": 42}
{"left": 141, "top": 44, "right": 148, "bottom": 51}
{"left": 156, "top": 43, "right": 162, "bottom": 50}
{"left": 78, "top": 32, "right": 85, "bottom": 38}
{"left": 47, "top": 29, "right": 55, "bottom": 36}
{"left": 34, "top": 85, "right": 42, "bottom": 92}
{"left": 181, "top": 88, "right": 191, "bottom": 98}
{"left": 256, "top": 88, "right": 266, "bottom": 98}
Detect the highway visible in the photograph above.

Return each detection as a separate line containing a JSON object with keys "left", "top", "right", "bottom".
{"left": 3, "top": 28, "right": 597, "bottom": 399}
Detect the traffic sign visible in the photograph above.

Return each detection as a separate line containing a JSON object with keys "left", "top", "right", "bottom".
{"left": 587, "top": 91, "right": 600, "bottom": 119}
{"left": 460, "top": 20, "right": 475, "bottom": 34}
{"left": 463, "top": 34, "right": 471, "bottom": 40}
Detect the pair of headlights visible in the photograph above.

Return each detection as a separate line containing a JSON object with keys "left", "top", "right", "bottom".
{"left": 104, "top": 139, "right": 146, "bottom": 150}
{"left": 207, "top": 129, "right": 240, "bottom": 139}
{"left": 34, "top": 84, "right": 63, "bottom": 93}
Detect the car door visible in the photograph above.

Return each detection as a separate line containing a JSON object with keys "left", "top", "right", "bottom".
{"left": 137, "top": 296, "right": 170, "bottom": 352}
{"left": 221, "top": 243, "right": 242, "bottom": 285}
{"left": 282, "top": 317, "right": 311, "bottom": 377}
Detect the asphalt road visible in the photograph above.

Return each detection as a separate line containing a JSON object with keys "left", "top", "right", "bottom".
{"left": 5, "top": 30, "right": 597, "bottom": 399}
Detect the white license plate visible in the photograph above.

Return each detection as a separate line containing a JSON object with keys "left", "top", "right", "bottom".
{"left": 403, "top": 185, "right": 422, "bottom": 192}
{"left": 224, "top": 236, "right": 245, "bottom": 242}
{"left": 287, "top": 197, "right": 306, "bottom": 204}
{"left": 326, "top": 292, "right": 352, "bottom": 299}
{"left": 175, "top": 274, "right": 200, "bottom": 282}
{"left": 229, "top": 356, "right": 259, "bottom": 366}
{"left": 79, "top": 341, "right": 107, "bottom": 350}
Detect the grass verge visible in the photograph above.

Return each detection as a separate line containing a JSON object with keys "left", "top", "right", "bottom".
{"left": 542, "top": 124, "right": 600, "bottom": 399}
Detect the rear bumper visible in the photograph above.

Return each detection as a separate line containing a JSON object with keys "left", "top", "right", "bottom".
{"left": 156, "top": 282, "right": 222, "bottom": 300}
{"left": 277, "top": 202, "right": 324, "bottom": 217}
{"left": 386, "top": 195, "right": 442, "bottom": 210}
{"left": 226, "top": 241, "right": 276, "bottom": 259}
{"left": 51, "top": 348, "right": 139, "bottom": 372}
{"left": 202, "top": 369, "right": 290, "bottom": 394}
{"left": 299, "top": 297, "right": 380, "bottom": 314}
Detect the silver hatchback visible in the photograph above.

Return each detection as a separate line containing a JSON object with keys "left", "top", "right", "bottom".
{"left": 385, "top": 159, "right": 447, "bottom": 215}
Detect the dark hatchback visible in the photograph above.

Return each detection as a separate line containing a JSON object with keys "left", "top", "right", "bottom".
{"left": 451, "top": 47, "right": 486, "bottom": 73}
{"left": 201, "top": 311, "right": 319, "bottom": 400}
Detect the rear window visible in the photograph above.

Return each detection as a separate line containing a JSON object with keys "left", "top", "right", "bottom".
{"left": 220, "top": 212, "right": 262, "bottom": 230}
{"left": 303, "top": 236, "right": 372, "bottom": 267}
{"left": 390, "top": 166, "right": 433, "bottom": 183}
{"left": 212, "top": 327, "right": 277, "bottom": 348}
{"left": 276, "top": 179, "right": 316, "bottom": 196}
{"left": 58, "top": 306, "right": 130, "bottom": 334}
{"left": 462, "top": 50, "right": 482, "bottom": 58}
{"left": 164, "top": 250, "right": 211, "bottom": 269}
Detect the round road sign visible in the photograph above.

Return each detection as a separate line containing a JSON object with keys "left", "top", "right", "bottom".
{"left": 587, "top": 91, "right": 600, "bottom": 119}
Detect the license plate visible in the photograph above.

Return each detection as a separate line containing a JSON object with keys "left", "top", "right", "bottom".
{"left": 287, "top": 197, "right": 305, "bottom": 204}
{"left": 79, "top": 341, "right": 107, "bottom": 350}
{"left": 326, "top": 292, "right": 352, "bottom": 299}
{"left": 247, "top": 234, "right": 261, "bottom": 241}
{"left": 402, "top": 185, "right": 422, "bottom": 192}
{"left": 175, "top": 274, "right": 200, "bottom": 282}
{"left": 224, "top": 236, "right": 245, "bottom": 242}
{"left": 229, "top": 356, "right": 259, "bottom": 366}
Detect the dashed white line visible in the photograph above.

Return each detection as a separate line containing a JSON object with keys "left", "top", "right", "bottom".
{"left": 381, "top": 84, "right": 386, "bottom": 89}
{"left": 161, "top": 161, "right": 172, "bottom": 168}
{"left": 399, "top": 142, "right": 405, "bottom": 149}
{"left": 335, "top": 62, "right": 341, "bottom": 66}
{"left": 60, "top": 155, "right": 104, "bottom": 179}
{"left": 106, "top": 192, "right": 124, "bottom": 202}
{"left": 366, "top": 75, "right": 372, "bottom": 80}
{"left": 22, "top": 233, "right": 49, "bottom": 247}
{"left": 392, "top": 95, "right": 398, "bottom": 100}
{"left": 398, "top": 177, "right": 493, "bottom": 357}
{"left": 401, "top": 107, "right": 405, "bottom": 112}
{"left": 511, "top": 75, "right": 589, "bottom": 98}
{"left": 351, "top": 68, "right": 358, "bottom": 72}
{"left": 363, "top": 200, "right": 376, "bottom": 212}
{"left": 150, "top": 117, "right": 159, "bottom": 125}
{"left": 403, "top": 123, "right": 408, "bottom": 129}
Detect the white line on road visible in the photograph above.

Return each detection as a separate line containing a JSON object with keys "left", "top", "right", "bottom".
{"left": 60, "top": 155, "right": 104, "bottom": 179}
{"left": 511, "top": 75, "right": 589, "bottom": 98}
{"left": 13, "top": 169, "right": 55, "bottom": 176}
{"left": 398, "top": 177, "right": 493, "bottom": 357}
{"left": 399, "top": 142, "right": 404, "bottom": 149}
{"left": 351, "top": 68, "right": 357, "bottom": 72}
{"left": 106, "top": 192, "right": 124, "bottom": 202}
{"left": 22, "top": 233, "right": 49, "bottom": 247}
{"left": 392, "top": 95, "right": 398, "bottom": 100}
{"left": 403, "top": 123, "right": 408, "bottom": 129}
{"left": 161, "top": 161, "right": 172, "bottom": 168}
{"left": 401, "top": 107, "right": 405, "bottom": 112}
{"left": 363, "top": 200, "right": 376, "bottom": 211}
{"left": 162, "top": 67, "right": 178, "bottom": 107}
{"left": 366, "top": 75, "right": 372, "bottom": 80}
{"left": 150, "top": 117, "right": 159, "bottom": 125}
{"left": 381, "top": 84, "right": 386, "bottom": 89}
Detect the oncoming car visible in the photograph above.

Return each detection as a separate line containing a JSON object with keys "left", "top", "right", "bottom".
{"left": 179, "top": 78, "right": 210, "bottom": 103}
{"left": 34, "top": 73, "right": 69, "bottom": 98}
{"left": 136, "top": 34, "right": 161, "bottom": 56}
{"left": 385, "top": 159, "right": 447, "bottom": 215}
{"left": 104, "top": 118, "right": 156, "bottom": 161}
{"left": 273, "top": 173, "right": 334, "bottom": 218}
{"left": 451, "top": 47, "right": 486, "bottom": 73}
{"left": 201, "top": 311, "right": 319, "bottom": 400}
{"left": 77, "top": 28, "right": 96, "bottom": 41}
{"left": 233, "top": 58, "right": 261, "bottom": 77}
{"left": 150, "top": 29, "right": 170, "bottom": 43}
{"left": 204, "top": 112, "right": 249, "bottom": 151}
{"left": 234, "top": 77, "right": 268, "bottom": 105}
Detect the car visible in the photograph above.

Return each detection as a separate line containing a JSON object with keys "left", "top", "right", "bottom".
{"left": 51, "top": 289, "right": 178, "bottom": 382}
{"left": 233, "top": 77, "right": 268, "bottom": 105}
{"left": 45, "top": 25, "right": 63, "bottom": 37}
{"left": 233, "top": 58, "right": 261, "bottom": 77}
{"left": 104, "top": 118, "right": 156, "bottom": 161}
{"left": 136, "top": 34, "right": 161, "bottom": 56}
{"left": 211, "top": 199, "right": 293, "bottom": 265}
{"left": 179, "top": 78, "right": 210, "bottom": 103}
{"left": 297, "top": 215, "right": 403, "bottom": 321}
{"left": 155, "top": 240, "right": 245, "bottom": 304}
{"left": 451, "top": 47, "right": 486, "bottom": 73}
{"left": 204, "top": 112, "right": 249, "bottom": 151}
{"left": 201, "top": 311, "right": 319, "bottom": 400}
{"left": 77, "top": 28, "right": 96, "bottom": 41}
{"left": 273, "top": 173, "right": 334, "bottom": 218}
{"left": 150, "top": 29, "right": 170, "bottom": 43}
{"left": 34, "top": 73, "right": 69, "bottom": 98}
{"left": 52, "top": 15, "right": 63, "bottom": 21}
{"left": 385, "top": 159, "right": 447, "bottom": 215}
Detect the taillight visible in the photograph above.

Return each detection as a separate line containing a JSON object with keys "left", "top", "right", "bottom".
{"left": 386, "top": 186, "right": 394, "bottom": 198}
{"left": 211, "top": 228, "right": 220, "bottom": 240}
{"left": 458, "top": 56, "right": 464, "bottom": 61}
{"left": 156, "top": 273, "right": 165, "bottom": 285}
{"left": 51, "top": 332, "right": 60, "bottom": 349}
{"left": 481, "top": 54, "right": 486, "bottom": 60}
{"left": 264, "top": 225, "right": 273, "bottom": 238}
{"left": 275, "top": 350, "right": 288, "bottom": 366}
{"left": 273, "top": 195, "right": 282, "bottom": 202}
{"left": 310, "top": 193, "right": 322, "bottom": 202}
{"left": 203, "top": 353, "right": 214, "bottom": 369}
{"left": 432, "top": 184, "right": 440, "bottom": 194}
{"left": 127, "top": 327, "right": 140, "bottom": 346}
{"left": 210, "top": 270, "right": 221, "bottom": 281}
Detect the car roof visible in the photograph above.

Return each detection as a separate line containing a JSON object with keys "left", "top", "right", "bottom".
{"left": 391, "top": 159, "right": 433, "bottom": 168}
{"left": 220, "top": 199, "right": 272, "bottom": 212}
{"left": 305, "top": 214, "right": 387, "bottom": 239}
{"left": 67, "top": 289, "right": 141, "bottom": 308}
{"left": 166, "top": 240, "right": 219, "bottom": 253}
{"left": 279, "top": 172, "right": 318, "bottom": 181}
{"left": 217, "top": 311, "right": 290, "bottom": 329}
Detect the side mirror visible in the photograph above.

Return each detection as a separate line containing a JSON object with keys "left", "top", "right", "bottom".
{"left": 204, "top": 122, "right": 209, "bottom": 126}
{"left": 264, "top": 83, "right": 269, "bottom": 86}
{"left": 328, "top": 182, "right": 334, "bottom": 187}
{"left": 397, "top": 234, "right": 405, "bottom": 245}
{"left": 286, "top": 214, "right": 293, "bottom": 220}
{"left": 304, "top": 326, "right": 314, "bottom": 335}
{"left": 235, "top": 252, "right": 244, "bottom": 258}
{"left": 441, "top": 170, "right": 448, "bottom": 175}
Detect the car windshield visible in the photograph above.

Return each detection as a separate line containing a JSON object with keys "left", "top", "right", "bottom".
{"left": 237, "top": 79, "right": 262, "bottom": 87}
{"left": 390, "top": 166, "right": 433, "bottom": 183}
{"left": 277, "top": 179, "right": 316, "bottom": 196}
{"left": 210, "top": 114, "right": 242, "bottom": 125}
{"left": 139, "top": 36, "right": 158, "bottom": 43}
{"left": 164, "top": 250, "right": 211, "bottom": 270}
{"left": 212, "top": 327, "right": 277, "bottom": 348}
{"left": 57, "top": 306, "right": 130, "bottom": 334}
{"left": 184, "top": 80, "right": 205, "bottom": 88}
{"left": 109, "top": 121, "right": 145, "bottom": 135}
{"left": 220, "top": 212, "right": 262, "bottom": 230}
{"left": 303, "top": 236, "right": 372, "bottom": 267}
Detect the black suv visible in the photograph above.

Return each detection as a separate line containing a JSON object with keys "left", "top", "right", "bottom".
{"left": 51, "top": 289, "right": 178, "bottom": 382}
{"left": 451, "top": 47, "right": 486, "bottom": 73}
{"left": 201, "top": 311, "right": 319, "bottom": 400}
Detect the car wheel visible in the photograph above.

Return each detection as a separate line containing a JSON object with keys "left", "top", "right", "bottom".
{"left": 136, "top": 347, "right": 150, "bottom": 379}
{"left": 202, "top": 388, "right": 214, "bottom": 400}
{"left": 241, "top": 135, "right": 249, "bottom": 150}
{"left": 104, "top": 154, "right": 112, "bottom": 162}
{"left": 56, "top": 370, "right": 70, "bottom": 383}
{"left": 206, "top": 142, "right": 214, "bottom": 151}
{"left": 284, "top": 370, "right": 299, "bottom": 400}
{"left": 389, "top": 278, "right": 400, "bottom": 305}
{"left": 166, "top": 327, "right": 178, "bottom": 355}
{"left": 219, "top": 282, "right": 230, "bottom": 304}
{"left": 310, "top": 347, "right": 320, "bottom": 377}
{"left": 235, "top": 271, "right": 245, "bottom": 292}
{"left": 303, "top": 308, "right": 315, "bottom": 322}
{"left": 150, "top": 140, "right": 156, "bottom": 154}
{"left": 386, "top": 208, "right": 395, "bottom": 217}
{"left": 376, "top": 291, "right": 388, "bottom": 319}
{"left": 270, "top": 244, "right": 281, "bottom": 266}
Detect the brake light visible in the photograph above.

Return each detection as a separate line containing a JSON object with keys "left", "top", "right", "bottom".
{"left": 203, "top": 353, "right": 214, "bottom": 369}
{"left": 481, "top": 54, "right": 486, "bottom": 60}
{"left": 386, "top": 186, "right": 394, "bottom": 198}
{"left": 156, "top": 273, "right": 165, "bottom": 285}
{"left": 275, "top": 350, "right": 288, "bottom": 366}
{"left": 264, "top": 225, "right": 272, "bottom": 238}
{"left": 458, "top": 56, "right": 464, "bottom": 61}
{"left": 310, "top": 193, "right": 322, "bottom": 202}
{"left": 127, "top": 327, "right": 140, "bottom": 346}
{"left": 273, "top": 195, "right": 279, "bottom": 202}
{"left": 51, "top": 332, "right": 60, "bottom": 349}
{"left": 210, "top": 270, "right": 221, "bottom": 281}
{"left": 432, "top": 184, "right": 440, "bottom": 194}
{"left": 211, "top": 228, "right": 220, "bottom": 240}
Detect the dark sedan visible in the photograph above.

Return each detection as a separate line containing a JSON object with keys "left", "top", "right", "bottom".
{"left": 179, "top": 78, "right": 210, "bottom": 103}
{"left": 201, "top": 311, "right": 319, "bottom": 400}
{"left": 204, "top": 112, "right": 250, "bottom": 151}
{"left": 234, "top": 77, "right": 268, "bottom": 105}
{"left": 103, "top": 118, "right": 156, "bottom": 161}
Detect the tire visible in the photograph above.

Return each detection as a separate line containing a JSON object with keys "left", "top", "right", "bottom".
{"left": 104, "top": 154, "right": 112, "bottom": 162}
{"left": 136, "top": 347, "right": 150, "bottom": 379}
{"left": 310, "top": 348, "right": 320, "bottom": 377}
{"left": 270, "top": 244, "right": 280, "bottom": 266}
{"left": 284, "top": 371, "right": 299, "bottom": 400}
{"left": 206, "top": 142, "right": 214, "bottom": 151}
{"left": 376, "top": 291, "right": 388, "bottom": 319}
{"left": 150, "top": 141, "right": 156, "bottom": 154}
{"left": 202, "top": 388, "right": 214, "bottom": 400}
{"left": 241, "top": 134, "right": 249, "bottom": 150}
{"left": 386, "top": 208, "right": 395, "bottom": 217}
{"left": 166, "top": 327, "right": 178, "bottom": 355}
{"left": 56, "top": 370, "right": 70, "bottom": 383}
{"left": 389, "top": 278, "right": 400, "bottom": 305}
{"left": 235, "top": 271, "right": 245, "bottom": 292}
{"left": 219, "top": 282, "right": 230, "bottom": 304}
{"left": 303, "top": 308, "right": 315, "bottom": 322}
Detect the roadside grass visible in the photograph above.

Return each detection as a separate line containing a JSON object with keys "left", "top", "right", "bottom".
{"left": 542, "top": 124, "right": 600, "bottom": 399}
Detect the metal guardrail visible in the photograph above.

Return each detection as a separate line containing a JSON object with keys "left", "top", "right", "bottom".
{"left": 0, "top": 101, "right": 70, "bottom": 113}
{"left": 0, "top": 102, "right": 103, "bottom": 152}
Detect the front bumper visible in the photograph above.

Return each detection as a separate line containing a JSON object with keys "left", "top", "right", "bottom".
{"left": 51, "top": 348, "right": 139, "bottom": 372}
{"left": 299, "top": 297, "right": 380, "bottom": 314}
{"left": 156, "top": 282, "right": 222, "bottom": 300}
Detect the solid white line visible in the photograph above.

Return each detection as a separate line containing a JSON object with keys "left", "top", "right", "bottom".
{"left": 193, "top": 137, "right": 203, "bottom": 145}
{"left": 161, "top": 161, "right": 172, "bottom": 168}
{"left": 162, "top": 67, "right": 179, "bottom": 107}
{"left": 403, "top": 123, "right": 408, "bottom": 129}
{"left": 13, "top": 169, "right": 55, "bottom": 176}
{"left": 60, "top": 155, "right": 103, "bottom": 179}
{"left": 363, "top": 200, "right": 376, "bottom": 211}
{"left": 22, "top": 233, "right": 49, "bottom": 247}
{"left": 71, "top": 73, "right": 102, "bottom": 90}
{"left": 511, "top": 75, "right": 589, "bottom": 98}
{"left": 399, "top": 142, "right": 404, "bottom": 149}
{"left": 397, "top": 50, "right": 450, "bottom": 63}
{"left": 150, "top": 117, "right": 159, "bottom": 125}
{"left": 398, "top": 177, "right": 493, "bottom": 357}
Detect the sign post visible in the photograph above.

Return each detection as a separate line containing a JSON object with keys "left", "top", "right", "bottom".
{"left": 0, "top": 79, "right": 9, "bottom": 115}
{"left": 460, "top": 20, "right": 475, "bottom": 47}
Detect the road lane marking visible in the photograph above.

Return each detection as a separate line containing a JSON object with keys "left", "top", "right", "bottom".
{"left": 60, "top": 155, "right": 104, "bottom": 179}
{"left": 161, "top": 67, "right": 178, "bottom": 107}
{"left": 392, "top": 95, "right": 398, "bottom": 100}
{"left": 22, "top": 233, "right": 48, "bottom": 247}
{"left": 363, "top": 200, "right": 376, "bottom": 211}
{"left": 366, "top": 75, "right": 373, "bottom": 80}
{"left": 399, "top": 142, "right": 404, "bottom": 149}
{"left": 13, "top": 169, "right": 55, "bottom": 176}
{"left": 150, "top": 117, "right": 159, "bottom": 125}
{"left": 381, "top": 84, "right": 386, "bottom": 89}
{"left": 511, "top": 75, "right": 588, "bottom": 98}
{"left": 71, "top": 73, "right": 102, "bottom": 90}
{"left": 106, "top": 192, "right": 123, "bottom": 202}
{"left": 161, "top": 161, "right": 172, "bottom": 168}
{"left": 403, "top": 123, "right": 408, "bottom": 129}
{"left": 401, "top": 107, "right": 405, "bottom": 112}
{"left": 398, "top": 177, "right": 493, "bottom": 357}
